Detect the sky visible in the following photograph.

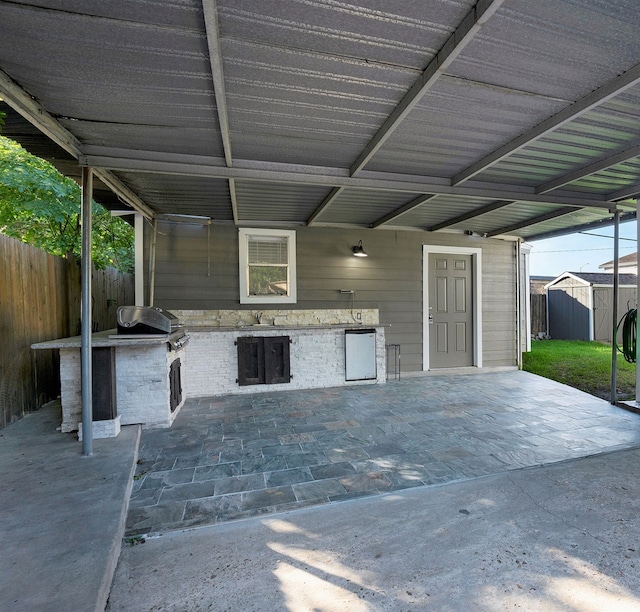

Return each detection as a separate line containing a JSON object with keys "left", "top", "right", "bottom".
{"left": 527, "top": 219, "right": 638, "bottom": 278}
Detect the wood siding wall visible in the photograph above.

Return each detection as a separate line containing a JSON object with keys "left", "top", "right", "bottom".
{"left": 150, "top": 223, "right": 518, "bottom": 372}
{"left": 0, "top": 234, "right": 134, "bottom": 429}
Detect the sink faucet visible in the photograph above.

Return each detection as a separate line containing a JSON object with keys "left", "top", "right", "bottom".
{"left": 256, "top": 311, "right": 264, "bottom": 324}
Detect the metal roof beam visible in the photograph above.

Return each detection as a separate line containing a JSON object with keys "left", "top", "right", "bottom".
{"left": 606, "top": 183, "right": 640, "bottom": 202}
{"left": 202, "top": 0, "right": 233, "bottom": 168}
{"left": 453, "top": 62, "right": 640, "bottom": 186}
{"left": 0, "top": 68, "right": 83, "bottom": 157}
{"left": 371, "top": 194, "right": 438, "bottom": 228}
{"left": 485, "top": 207, "right": 578, "bottom": 237}
{"left": 527, "top": 211, "right": 636, "bottom": 241}
{"left": 537, "top": 143, "right": 640, "bottom": 194}
{"left": 428, "top": 200, "right": 514, "bottom": 231}
{"left": 90, "top": 169, "right": 154, "bottom": 218}
{"left": 80, "top": 152, "right": 614, "bottom": 210}
{"left": 0, "top": 69, "right": 154, "bottom": 218}
{"left": 307, "top": 187, "right": 345, "bottom": 225}
{"left": 349, "top": 0, "right": 507, "bottom": 176}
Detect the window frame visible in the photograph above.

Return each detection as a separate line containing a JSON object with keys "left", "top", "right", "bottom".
{"left": 238, "top": 228, "right": 297, "bottom": 304}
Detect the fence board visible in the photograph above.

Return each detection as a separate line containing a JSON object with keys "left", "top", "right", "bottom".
{"left": 0, "top": 234, "right": 134, "bottom": 429}
{"left": 530, "top": 293, "right": 547, "bottom": 337}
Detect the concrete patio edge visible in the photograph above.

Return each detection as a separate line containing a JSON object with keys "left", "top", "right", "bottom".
{"left": 0, "top": 402, "right": 140, "bottom": 612}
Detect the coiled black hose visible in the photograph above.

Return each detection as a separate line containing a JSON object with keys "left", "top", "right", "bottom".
{"left": 617, "top": 308, "right": 637, "bottom": 363}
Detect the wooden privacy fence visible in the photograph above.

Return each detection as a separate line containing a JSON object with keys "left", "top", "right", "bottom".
{"left": 530, "top": 293, "right": 547, "bottom": 337}
{"left": 0, "top": 233, "right": 134, "bottom": 429}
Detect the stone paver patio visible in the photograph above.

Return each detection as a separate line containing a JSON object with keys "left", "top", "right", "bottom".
{"left": 126, "top": 370, "right": 640, "bottom": 536}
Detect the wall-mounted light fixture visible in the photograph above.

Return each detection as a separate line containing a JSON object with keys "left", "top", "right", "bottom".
{"left": 352, "top": 240, "right": 368, "bottom": 257}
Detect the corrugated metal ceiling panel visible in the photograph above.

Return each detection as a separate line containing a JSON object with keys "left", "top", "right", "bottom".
{"left": 116, "top": 172, "right": 233, "bottom": 219}
{"left": 569, "top": 158, "right": 640, "bottom": 193}
{"left": 60, "top": 120, "right": 223, "bottom": 158}
{"left": 316, "top": 189, "right": 421, "bottom": 225}
{"left": 391, "top": 195, "right": 499, "bottom": 229}
{"left": 1, "top": 1, "right": 639, "bottom": 240}
{"left": 234, "top": 181, "right": 333, "bottom": 222}
{"left": 216, "top": 0, "right": 475, "bottom": 167}
{"left": 366, "top": 76, "right": 569, "bottom": 176}
{"left": 217, "top": 0, "right": 473, "bottom": 69}
{"left": 478, "top": 86, "right": 640, "bottom": 190}
{"left": 0, "top": 1, "right": 222, "bottom": 156}
{"left": 449, "top": 0, "right": 640, "bottom": 101}
{"left": 518, "top": 208, "right": 613, "bottom": 239}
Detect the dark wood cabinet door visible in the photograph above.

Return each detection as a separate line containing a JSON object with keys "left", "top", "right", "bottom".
{"left": 264, "top": 336, "right": 290, "bottom": 384}
{"left": 237, "top": 336, "right": 290, "bottom": 385}
{"left": 237, "top": 337, "right": 265, "bottom": 385}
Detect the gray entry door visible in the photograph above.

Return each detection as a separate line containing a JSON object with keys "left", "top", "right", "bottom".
{"left": 429, "top": 253, "right": 473, "bottom": 368}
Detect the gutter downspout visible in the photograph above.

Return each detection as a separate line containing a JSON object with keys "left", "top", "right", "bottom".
{"left": 610, "top": 209, "right": 620, "bottom": 405}
{"left": 80, "top": 167, "right": 93, "bottom": 456}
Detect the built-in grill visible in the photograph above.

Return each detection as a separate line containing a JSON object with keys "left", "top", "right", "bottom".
{"left": 116, "top": 306, "right": 190, "bottom": 351}
{"left": 115, "top": 306, "right": 189, "bottom": 416}
{"left": 117, "top": 305, "right": 180, "bottom": 335}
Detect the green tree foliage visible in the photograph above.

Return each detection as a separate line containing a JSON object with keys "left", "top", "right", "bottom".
{"left": 0, "top": 136, "right": 134, "bottom": 272}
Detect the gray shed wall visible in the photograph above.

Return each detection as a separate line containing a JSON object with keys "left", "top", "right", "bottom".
{"left": 148, "top": 223, "right": 518, "bottom": 372}
{"left": 548, "top": 285, "right": 591, "bottom": 340}
{"left": 548, "top": 283, "right": 637, "bottom": 342}
{"left": 594, "top": 287, "right": 637, "bottom": 343}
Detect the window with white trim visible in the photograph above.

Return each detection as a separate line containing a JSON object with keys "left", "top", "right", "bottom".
{"left": 239, "top": 228, "right": 297, "bottom": 304}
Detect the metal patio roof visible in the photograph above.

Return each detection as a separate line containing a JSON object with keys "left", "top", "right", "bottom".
{"left": 2, "top": 0, "right": 640, "bottom": 240}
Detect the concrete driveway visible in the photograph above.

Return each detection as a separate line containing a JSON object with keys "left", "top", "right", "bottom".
{"left": 108, "top": 447, "right": 640, "bottom": 610}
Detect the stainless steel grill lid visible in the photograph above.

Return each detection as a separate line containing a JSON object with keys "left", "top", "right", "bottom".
{"left": 116, "top": 306, "right": 179, "bottom": 334}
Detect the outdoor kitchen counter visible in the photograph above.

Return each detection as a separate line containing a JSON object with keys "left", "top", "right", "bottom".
{"left": 31, "top": 329, "right": 186, "bottom": 350}
{"left": 32, "top": 329, "right": 187, "bottom": 433}
{"left": 183, "top": 323, "right": 387, "bottom": 332}
{"left": 186, "top": 324, "right": 386, "bottom": 398}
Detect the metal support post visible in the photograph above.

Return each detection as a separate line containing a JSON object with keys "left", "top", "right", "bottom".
{"left": 610, "top": 210, "right": 619, "bottom": 405}
{"left": 636, "top": 200, "right": 640, "bottom": 404}
{"left": 134, "top": 213, "right": 144, "bottom": 305}
{"left": 148, "top": 218, "right": 158, "bottom": 306}
{"left": 81, "top": 167, "right": 93, "bottom": 455}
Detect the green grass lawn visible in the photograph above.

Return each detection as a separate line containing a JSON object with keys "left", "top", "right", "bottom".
{"left": 522, "top": 340, "right": 636, "bottom": 400}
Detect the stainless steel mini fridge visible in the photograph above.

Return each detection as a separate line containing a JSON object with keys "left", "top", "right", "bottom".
{"left": 345, "top": 329, "right": 377, "bottom": 381}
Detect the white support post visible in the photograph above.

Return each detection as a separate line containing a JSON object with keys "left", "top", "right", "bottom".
{"left": 134, "top": 213, "right": 144, "bottom": 306}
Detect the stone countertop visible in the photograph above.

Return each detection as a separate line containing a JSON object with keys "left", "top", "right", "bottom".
{"left": 185, "top": 324, "right": 386, "bottom": 333}
{"left": 31, "top": 329, "right": 186, "bottom": 350}
{"left": 32, "top": 324, "right": 387, "bottom": 350}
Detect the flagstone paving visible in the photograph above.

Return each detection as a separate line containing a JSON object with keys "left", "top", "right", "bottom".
{"left": 125, "top": 370, "right": 640, "bottom": 536}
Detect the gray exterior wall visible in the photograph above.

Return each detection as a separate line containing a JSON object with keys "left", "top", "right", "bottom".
{"left": 147, "top": 222, "right": 518, "bottom": 372}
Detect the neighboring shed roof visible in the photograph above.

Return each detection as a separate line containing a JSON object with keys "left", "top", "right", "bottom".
{"left": 546, "top": 272, "right": 639, "bottom": 288}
